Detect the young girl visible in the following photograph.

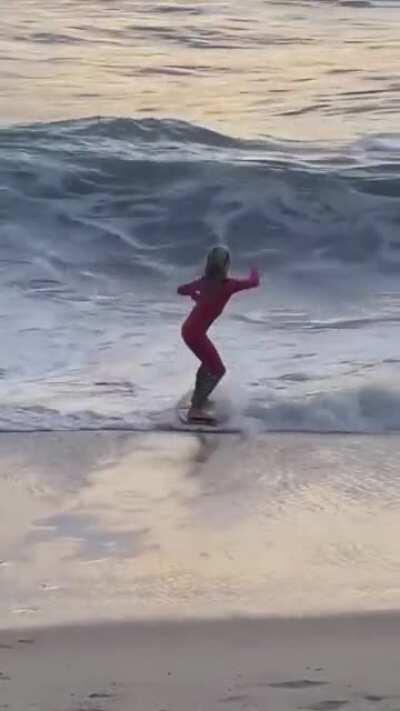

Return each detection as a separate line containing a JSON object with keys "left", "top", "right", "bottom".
{"left": 177, "top": 246, "right": 260, "bottom": 422}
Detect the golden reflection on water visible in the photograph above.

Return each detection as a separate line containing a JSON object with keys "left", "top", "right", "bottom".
{"left": 1, "top": 1, "right": 399, "bottom": 139}
{"left": 1, "top": 431, "right": 400, "bottom": 629}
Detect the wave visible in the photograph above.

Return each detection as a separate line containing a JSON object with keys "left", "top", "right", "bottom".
{"left": 1, "top": 117, "right": 400, "bottom": 290}
{"left": 245, "top": 385, "right": 400, "bottom": 434}
{"left": 0, "top": 385, "right": 399, "bottom": 434}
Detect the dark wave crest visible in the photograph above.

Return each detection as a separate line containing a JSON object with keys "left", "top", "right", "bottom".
{"left": 1, "top": 117, "right": 399, "bottom": 288}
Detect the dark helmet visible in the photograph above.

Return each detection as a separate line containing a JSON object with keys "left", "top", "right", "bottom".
{"left": 205, "top": 245, "right": 231, "bottom": 280}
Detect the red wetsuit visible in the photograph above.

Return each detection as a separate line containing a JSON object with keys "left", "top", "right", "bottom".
{"left": 177, "top": 268, "right": 260, "bottom": 377}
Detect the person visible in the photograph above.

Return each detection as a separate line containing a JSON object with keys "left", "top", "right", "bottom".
{"left": 177, "top": 246, "right": 260, "bottom": 421}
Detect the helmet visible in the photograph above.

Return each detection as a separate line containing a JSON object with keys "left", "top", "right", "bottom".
{"left": 205, "top": 245, "right": 231, "bottom": 280}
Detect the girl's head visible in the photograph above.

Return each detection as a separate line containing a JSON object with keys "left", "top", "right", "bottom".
{"left": 205, "top": 245, "right": 231, "bottom": 280}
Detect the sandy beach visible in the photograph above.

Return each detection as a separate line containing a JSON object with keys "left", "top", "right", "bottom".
{"left": 1, "top": 430, "right": 400, "bottom": 709}
{"left": 1, "top": 614, "right": 400, "bottom": 711}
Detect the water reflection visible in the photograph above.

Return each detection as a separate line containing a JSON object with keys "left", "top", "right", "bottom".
{"left": 1, "top": 431, "right": 400, "bottom": 628}
{"left": 1, "top": 0, "right": 399, "bottom": 139}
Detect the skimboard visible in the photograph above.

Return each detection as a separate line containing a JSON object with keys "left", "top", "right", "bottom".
{"left": 173, "top": 393, "right": 241, "bottom": 434}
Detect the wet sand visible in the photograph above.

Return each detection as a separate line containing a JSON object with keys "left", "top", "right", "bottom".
{"left": 1, "top": 430, "right": 400, "bottom": 709}
{"left": 1, "top": 430, "right": 400, "bottom": 627}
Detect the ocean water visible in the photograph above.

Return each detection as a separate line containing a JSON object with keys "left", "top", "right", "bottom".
{"left": 0, "top": 0, "right": 400, "bottom": 433}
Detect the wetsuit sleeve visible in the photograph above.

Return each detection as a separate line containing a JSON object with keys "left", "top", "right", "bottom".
{"left": 177, "top": 278, "right": 202, "bottom": 299}
{"left": 228, "top": 268, "right": 260, "bottom": 294}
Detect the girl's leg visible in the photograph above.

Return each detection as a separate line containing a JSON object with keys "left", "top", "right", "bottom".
{"left": 191, "top": 370, "right": 220, "bottom": 409}
{"left": 189, "top": 336, "right": 226, "bottom": 410}
{"left": 194, "top": 364, "right": 206, "bottom": 395}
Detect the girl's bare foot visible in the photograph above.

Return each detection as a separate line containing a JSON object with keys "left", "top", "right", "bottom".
{"left": 188, "top": 406, "right": 215, "bottom": 422}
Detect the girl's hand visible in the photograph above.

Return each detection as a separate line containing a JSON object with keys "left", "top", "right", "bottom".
{"left": 250, "top": 266, "right": 260, "bottom": 283}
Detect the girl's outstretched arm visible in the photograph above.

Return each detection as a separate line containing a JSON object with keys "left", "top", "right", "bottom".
{"left": 229, "top": 267, "right": 260, "bottom": 294}
{"left": 177, "top": 278, "right": 202, "bottom": 300}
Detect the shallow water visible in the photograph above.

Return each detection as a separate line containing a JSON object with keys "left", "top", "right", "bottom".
{"left": 1, "top": 431, "right": 400, "bottom": 627}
